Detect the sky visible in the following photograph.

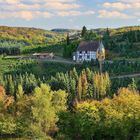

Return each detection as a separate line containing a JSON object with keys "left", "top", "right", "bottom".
{"left": 0, "top": 0, "right": 140, "bottom": 29}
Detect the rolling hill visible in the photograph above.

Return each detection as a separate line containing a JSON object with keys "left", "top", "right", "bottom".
{"left": 0, "top": 26, "right": 65, "bottom": 44}
{"left": 0, "top": 25, "right": 140, "bottom": 58}
{"left": 0, "top": 26, "right": 66, "bottom": 55}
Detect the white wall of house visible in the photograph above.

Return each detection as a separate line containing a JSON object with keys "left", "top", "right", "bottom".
{"left": 73, "top": 55, "right": 76, "bottom": 61}
{"left": 73, "top": 51, "right": 96, "bottom": 61}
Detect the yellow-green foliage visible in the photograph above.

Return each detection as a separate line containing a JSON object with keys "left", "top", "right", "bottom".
{"left": 58, "top": 88, "right": 140, "bottom": 140}
{"left": 0, "top": 26, "right": 65, "bottom": 44}
{"left": 110, "top": 26, "right": 140, "bottom": 36}
{"left": 93, "top": 72, "right": 111, "bottom": 99}
{"left": 30, "top": 84, "right": 67, "bottom": 138}
{"left": 0, "top": 26, "right": 66, "bottom": 55}
{"left": 0, "top": 84, "right": 68, "bottom": 139}
{"left": 78, "top": 88, "right": 140, "bottom": 139}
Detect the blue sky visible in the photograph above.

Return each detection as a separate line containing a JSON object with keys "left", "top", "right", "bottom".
{"left": 0, "top": 0, "right": 139, "bottom": 29}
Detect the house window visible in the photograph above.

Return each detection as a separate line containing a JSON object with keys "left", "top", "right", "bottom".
{"left": 79, "top": 56, "right": 82, "bottom": 59}
{"left": 79, "top": 51, "right": 82, "bottom": 54}
{"left": 87, "top": 55, "right": 90, "bottom": 59}
{"left": 85, "top": 51, "right": 88, "bottom": 54}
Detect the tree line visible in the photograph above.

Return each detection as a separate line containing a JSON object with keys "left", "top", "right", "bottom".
{"left": 0, "top": 47, "right": 20, "bottom": 55}
{"left": 0, "top": 75, "right": 139, "bottom": 139}
{"left": 0, "top": 67, "right": 138, "bottom": 101}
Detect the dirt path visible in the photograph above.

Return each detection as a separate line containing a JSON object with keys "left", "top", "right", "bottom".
{"left": 111, "top": 73, "right": 140, "bottom": 79}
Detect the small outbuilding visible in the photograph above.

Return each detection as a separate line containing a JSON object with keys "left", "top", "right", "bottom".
{"left": 33, "top": 53, "right": 54, "bottom": 59}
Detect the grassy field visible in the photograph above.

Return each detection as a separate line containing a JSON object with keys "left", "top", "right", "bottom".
{"left": 0, "top": 56, "right": 78, "bottom": 78}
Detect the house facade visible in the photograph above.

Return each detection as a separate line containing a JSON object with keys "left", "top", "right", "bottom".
{"left": 73, "top": 41, "right": 104, "bottom": 62}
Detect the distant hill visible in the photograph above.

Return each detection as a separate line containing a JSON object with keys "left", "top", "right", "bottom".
{"left": 51, "top": 28, "right": 80, "bottom": 33}
{"left": 0, "top": 26, "right": 66, "bottom": 55}
{"left": 0, "top": 25, "right": 140, "bottom": 57}
{"left": 92, "top": 26, "right": 140, "bottom": 36}
{"left": 0, "top": 26, "right": 65, "bottom": 46}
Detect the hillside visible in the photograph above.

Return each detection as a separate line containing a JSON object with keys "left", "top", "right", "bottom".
{"left": 51, "top": 28, "right": 79, "bottom": 33}
{"left": 0, "top": 26, "right": 66, "bottom": 55}
{"left": 62, "top": 25, "right": 140, "bottom": 59}
{"left": 0, "top": 26, "right": 65, "bottom": 44}
{"left": 93, "top": 26, "right": 140, "bottom": 35}
{"left": 101, "top": 26, "right": 140, "bottom": 59}
{"left": 0, "top": 25, "right": 140, "bottom": 58}
{"left": 0, "top": 27, "right": 140, "bottom": 140}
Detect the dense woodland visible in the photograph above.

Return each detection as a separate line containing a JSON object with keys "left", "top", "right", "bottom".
{"left": 0, "top": 57, "right": 140, "bottom": 139}
{"left": 0, "top": 26, "right": 140, "bottom": 139}
{"left": 0, "top": 72, "right": 139, "bottom": 139}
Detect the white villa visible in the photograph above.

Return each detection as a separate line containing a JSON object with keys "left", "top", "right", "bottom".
{"left": 73, "top": 41, "right": 105, "bottom": 62}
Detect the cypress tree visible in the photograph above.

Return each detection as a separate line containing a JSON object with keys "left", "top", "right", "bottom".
{"left": 128, "top": 78, "right": 137, "bottom": 91}
{"left": 17, "top": 84, "right": 24, "bottom": 101}
{"left": 81, "top": 70, "right": 88, "bottom": 99}
{"left": 77, "top": 75, "right": 82, "bottom": 101}
{"left": 81, "top": 26, "right": 87, "bottom": 37}
{"left": 66, "top": 32, "right": 70, "bottom": 45}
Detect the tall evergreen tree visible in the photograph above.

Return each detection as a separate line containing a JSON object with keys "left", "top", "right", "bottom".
{"left": 81, "top": 71, "right": 88, "bottom": 99}
{"left": 93, "top": 72, "right": 111, "bottom": 99}
{"left": 103, "top": 28, "right": 110, "bottom": 49}
{"left": 128, "top": 78, "right": 137, "bottom": 91}
{"left": 81, "top": 26, "right": 87, "bottom": 37}
{"left": 77, "top": 76, "right": 82, "bottom": 101}
{"left": 16, "top": 84, "right": 24, "bottom": 101}
{"left": 66, "top": 32, "right": 70, "bottom": 45}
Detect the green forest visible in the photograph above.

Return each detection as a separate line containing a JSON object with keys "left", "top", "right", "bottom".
{"left": 0, "top": 26, "right": 140, "bottom": 140}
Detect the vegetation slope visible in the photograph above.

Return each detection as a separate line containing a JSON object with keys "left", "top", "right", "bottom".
{"left": 0, "top": 26, "right": 66, "bottom": 55}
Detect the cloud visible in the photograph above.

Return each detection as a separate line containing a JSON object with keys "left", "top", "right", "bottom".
{"left": 3, "top": 0, "right": 20, "bottom": 4}
{"left": 101, "top": 0, "right": 140, "bottom": 20}
{"left": 135, "top": 12, "right": 140, "bottom": 16}
{"left": 98, "top": 10, "right": 134, "bottom": 19}
{"left": 1, "top": 0, "right": 138, "bottom": 21}
{"left": 57, "top": 10, "right": 95, "bottom": 16}
{"left": 45, "top": 2, "right": 80, "bottom": 11}
{"left": 0, "top": 0, "right": 93, "bottom": 20}
{"left": 120, "top": 0, "right": 140, "bottom": 2}
{"left": 0, "top": 11, "right": 34, "bottom": 20}
{"left": 103, "top": 2, "right": 131, "bottom": 10}
{"left": 103, "top": 1, "right": 140, "bottom": 10}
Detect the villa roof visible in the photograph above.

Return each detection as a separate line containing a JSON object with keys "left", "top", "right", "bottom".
{"left": 77, "top": 41, "right": 99, "bottom": 52}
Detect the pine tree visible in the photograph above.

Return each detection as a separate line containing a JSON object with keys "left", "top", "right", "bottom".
{"left": 77, "top": 76, "right": 82, "bottom": 101}
{"left": 7, "top": 75, "right": 15, "bottom": 96}
{"left": 66, "top": 32, "right": 70, "bottom": 45}
{"left": 103, "top": 28, "right": 110, "bottom": 49}
{"left": 71, "top": 68, "right": 78, "bottom": 82}
{"left": 86, "top": 68, "right": 93, "bottom": 82}
{"left": 93, "top": 72, "right": 111, "bottom": 99}
{"left": 81, "top": 26, "right": 87, "bottom": 37}
{"left": 16, "top": 84, "right": 24, "bottom": 101}
{"left": 70, "top": 78, "right": 76, "bottom": 101}
{"left": 128, "top": 78, "right": 137, "bottom": 91}
{"left": 81, "top": 70, "right": 88, "bottom": 99}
